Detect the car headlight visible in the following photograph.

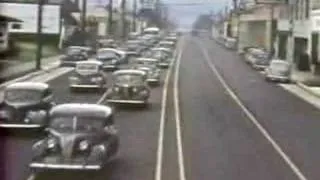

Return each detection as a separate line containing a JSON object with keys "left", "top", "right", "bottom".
{"left": 91, "top": 77, "right": 103, "bottom": 82}
{"left": 0, "top": 110, "right": 9, "bottom": 119}
{"left": 47, "top": 138, "right": 57, "bottom": 149}
{"left": 79, "top": 140, "right": 89, "bottom": 151}
{"left": 111, "top": 59, "right": 118, "bottom": 64}
{"left": 113, "top": 86, "right": 120, "bottom": 92}
{"left": 132, "top": 87, "right": 138, "bottom": 93}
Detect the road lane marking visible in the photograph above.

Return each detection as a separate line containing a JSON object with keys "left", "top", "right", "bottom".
{"left": 155, "top": 38, "right": 184, "bottom": 180}
{"left": 26, "top": 174, "right": 36, "bottom": 180}
{"left": 173, "top": 40, "right": 187, "bottom": 180}
{"left": 197, "top": 42, "right": 308, "bottom": 180}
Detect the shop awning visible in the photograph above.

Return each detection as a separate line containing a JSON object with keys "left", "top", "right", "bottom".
{"left": 0, "top": 15, "right": 22, "bottom": 22}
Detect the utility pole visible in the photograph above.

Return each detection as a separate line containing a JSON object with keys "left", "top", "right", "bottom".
{"left": 121, "top": 0, "right": 126, "bottom": 40}
{"left": 132, "top": 0, "right": 137, "bottom": 32}
{"left": 107, "top": 0, "right": 113, "bottom": 35}
{"left": 36, "top": 0, "right": 44, "bottom": 70}
{"left": 81, "top": 0, "right": 87, "bottom": 32}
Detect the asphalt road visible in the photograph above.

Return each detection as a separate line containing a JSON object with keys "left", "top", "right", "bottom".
{"left": 3, "top": 35, "right": 320, "bottom": 180}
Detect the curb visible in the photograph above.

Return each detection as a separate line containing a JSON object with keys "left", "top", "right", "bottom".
{"left": 0, "top": 61, "right": 60, "bottom": 89}
{"left": 296, "top": 82, "right": 320, "bottom": 99}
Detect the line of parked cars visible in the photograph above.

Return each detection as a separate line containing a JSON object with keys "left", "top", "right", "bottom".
{"left": 243, "top": 47, "right": 292, "bottom": 83}
{"left": 0, "top": 31, "right": 178, "bottom": 173}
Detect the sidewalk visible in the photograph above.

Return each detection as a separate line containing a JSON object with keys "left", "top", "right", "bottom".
{"left": 290, "top": 68, "right": 320, "bottom": 99}
{"left": 0, "top": 55, "right": 61, "bottom": 82}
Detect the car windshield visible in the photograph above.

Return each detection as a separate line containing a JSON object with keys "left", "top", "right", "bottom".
{"left": 270, "top": 62, "right": 290, "bottom": 71}
{"left": 50, "top": 116, "right": 103, "bottom": 133}
{"left": 76, "top": 64, "right": 99, "bottom": 72}
{"left": 5, "top": 89, "right": 42, "bottom": 103}
{"left": 114, "top": 74, "right": 144, "bottom": 85}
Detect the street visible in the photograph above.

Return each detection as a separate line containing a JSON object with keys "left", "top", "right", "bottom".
{"left": 3, "top": 35, "right": 320, "bottom": 180}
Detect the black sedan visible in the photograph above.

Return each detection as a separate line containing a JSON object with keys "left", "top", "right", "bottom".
{"left": 106, "top": 70, "right": 151, "bottom": 105}
{"left": 29, "top": 103, "right": 119, "bottom": 171}
{"left": 60, "top": 46, "right": 89, "bottom": 67}
{"left": 96, "top": 48, "right": 122, "bottom": 71}
{"left": 0, "top": 82, "right": 55, "bottom": 129}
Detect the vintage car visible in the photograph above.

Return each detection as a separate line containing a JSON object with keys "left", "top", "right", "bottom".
{"left": 148, "top": 49, "right": 171, "bottom": 68}
{"left": 132, "top": 58, "right": 161, "bottom": 85}
{"left": 98, "top": 39, "right": 117, "bottom": 48}
{"left": 157, "top": 41, "right": 175, "bottom": 49}
{"left": 120, "top": 40, "right": 144, "bottom": 57}
{"left": 69, "top": 61, "right": 108, "bottom": 91}
{"left": 96, "top": 48, "right": 122, "bottom": 70}
{"left": 29, "top": 103, "right": 119, "bottom": 171}
{"left": 106, "top": 70, "right": 150, "bottom": 105}
{"left": 265, "top": 60, "right": 291, "bottom": 83}
{"left": 60, "top": 46, "right": 89, "bottom": 67}
{"left": 0, "top": 82, "right": 55, "bottom": 128}
{"left": 164, "top": 36, "right": 178, "bottom": 44}
{"left": 151, "top": 47, "right": 173, "bottom": 59}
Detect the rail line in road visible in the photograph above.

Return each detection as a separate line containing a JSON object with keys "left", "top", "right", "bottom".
{"left": 195, "top": 39, "right": 308, "bottom": 180}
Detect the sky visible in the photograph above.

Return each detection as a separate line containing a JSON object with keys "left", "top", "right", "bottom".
{"left": 86, "top": 0, "right": 230, "bottom": 28}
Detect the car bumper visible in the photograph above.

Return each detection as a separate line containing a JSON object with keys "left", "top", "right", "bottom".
{"left": 107, "top": 99, "right": 147, "bottom": 104}
{"left": 70, "top": 84, "right": 102, "bottom": 88}
{"left": 266, "top": 74, "right": 290, "bottom": 81}
{"left": 29, "top": 162, "right": 101, "bottom": 170}
{"left": 0, "top": 123, "right": 42, "bottom": 128}
{"left": 158, "top": 63, "right": 169, "bottom": 68}
{"left": 147, "top": 78, "right": 160, "bottom": 83}
{"left": 103, "top": 65, "right": 118, "bottom": 70}
{"left": 253, "top": 65, "right": 268, "bottom": 70}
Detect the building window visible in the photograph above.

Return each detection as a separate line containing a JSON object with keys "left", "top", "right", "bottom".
{"left": 11, "top": 23, "right": 22, "bottom": 29}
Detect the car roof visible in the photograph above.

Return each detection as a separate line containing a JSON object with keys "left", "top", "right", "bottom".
{"left": 68, "top": 46, "right": 90, "bottom": 50}
{"left": 152, "top": 47, "right": 171, "bottom": 51}
{"left": 76, "top": 60, "right": 103, "bottom": 66}
{"left": 136, "top": 58, "right": 158, "bottom": 62}
{"left": 50, "top": 103, "right": 113, "bottom": 118}
{"left": 159, "top": 41, "right": 174, "bottom": 44}
{"left": 6, "top": 82, "right": 49, "bottom": 91}
{"left": 113, "top": 69, "right": 147, "bottom": 76}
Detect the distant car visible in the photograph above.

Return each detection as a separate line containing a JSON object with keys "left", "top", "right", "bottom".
{"left": 157, "top": 41, "right": 175, "bottom": 49}
{"left": 69, "top": 61, "right": 108, "bottom": 91}
{"left": 265, "top": 60, "right": 291, "bottom": 83}
{"left": 60, "top": 46, "right": 89, "bottom": 67}
{"left": 99, "top": 39, "right": 117, "bottom": 48}
{"left": 148, "top": 50, "right": 171, "bottom": 68}
{"left": 132, "top": 58, "right": 161, "bottom": 85}
{"left": 96, "top": 48, "right": 122, "bottom": 70}
{"left": 224, "top": 38, "right": 237, "bottom": 50}
{"left": 106, "top": 70, "right": 150, "bottom": 105}
{"left": 122, "top": 40, "right": 144, "bottom": 56}
{"left": 251, "top": 51, "right": 270, "bottom": 71}
{"left": 164, "top": 36, "right": 178, "bottom": 44}
{"left": 0, "top": 82, "right": 55, "bottom": 129}
{"left": 151, "top": 47, "right": 173, "bottom": 59}
{"left": 29, "top": 103, "right": 119, "bottom": 171}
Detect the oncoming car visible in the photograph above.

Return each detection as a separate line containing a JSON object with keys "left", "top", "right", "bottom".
{"left": 133, "top": 58, "right": 161, "bottom": 85}
{"left": 29, "top": 103, "right": 119, "bottom": 171}
{"left": 69, "top": 61, "right": 108, "bottom": 91}
{"left": 157, "top": 41, "right": 175, "bottom": 49}
{"left": 60, "top": 46, "right": 89, "bottom": 67}
{"left": 106, "top": 70, "right": 150, "bottom": 105}
{"left": 96, "top": 48, "right": 121, "bottom": 71}
{"left": 0, "top": 82, "right": 55, "bottom": 129}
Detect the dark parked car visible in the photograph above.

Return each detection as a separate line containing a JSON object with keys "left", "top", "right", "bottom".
{"left": 106, "top": 70, "right": 150, "bottom": 105}
{"left": 60, "top": 46, "right": 89, "bottom": 67}
{"left": 69, "top": 61, "right": 108, "bottom": 91}
{"left": 265, "top": 60, "right": 291, "bottom": 83}
{"left": 96, "top": 48, "right": 122, "bottom": 71}
{"left": 0, "top": 82, "right": 55, "bottom": 129}
{"left": 29, "top": 103, "right": 119, "bottom": 171}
